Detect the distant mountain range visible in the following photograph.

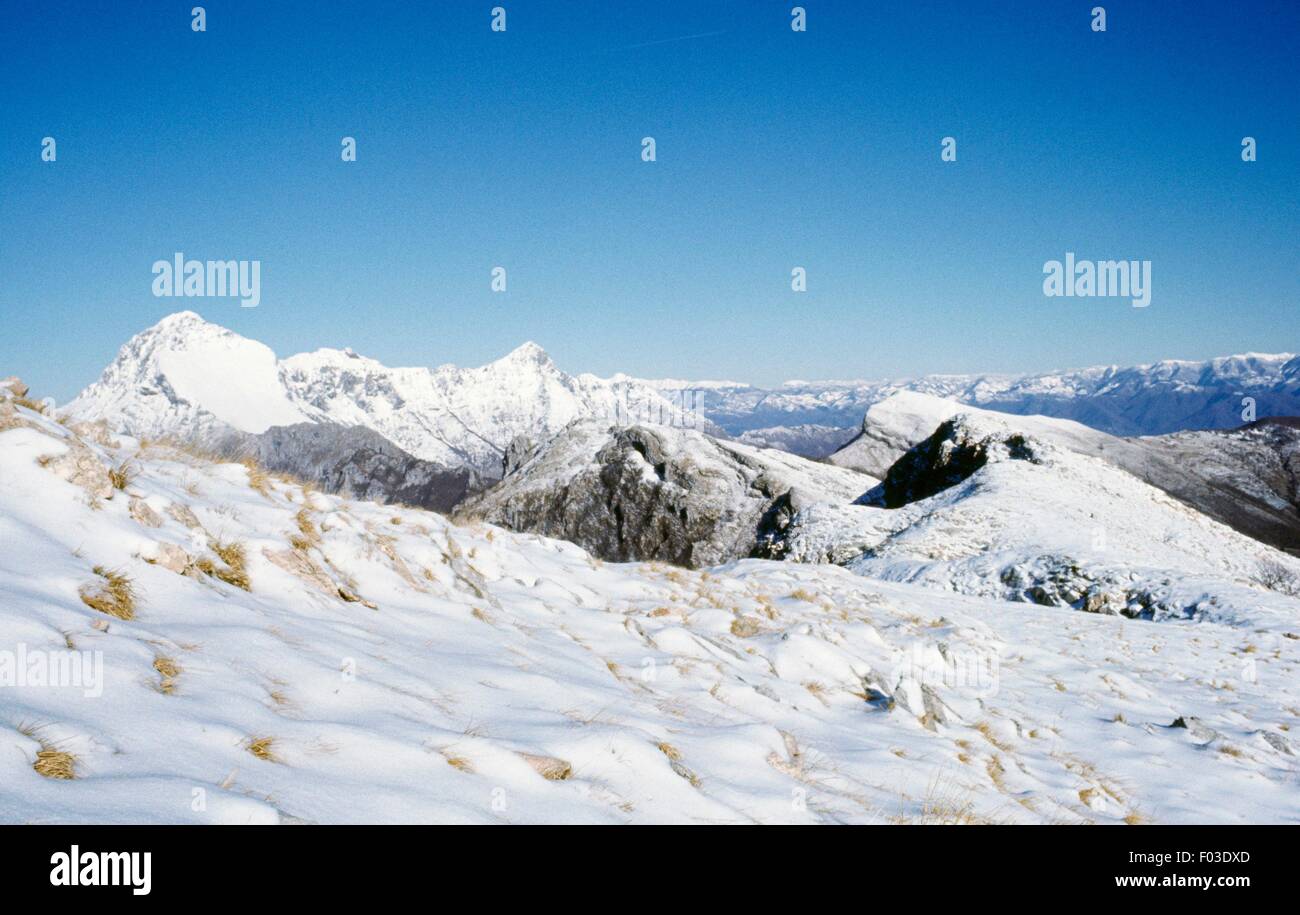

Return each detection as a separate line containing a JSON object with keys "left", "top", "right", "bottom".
{"left": 65, "top": 312, "right": 1300, "bottom": 511}
{"left": 644, "top": 351, "right": 1300, "bottom": 451}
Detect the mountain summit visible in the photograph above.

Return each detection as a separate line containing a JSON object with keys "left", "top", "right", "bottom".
{"left": 67, "top": 312, "right": 698, "bottom": 476}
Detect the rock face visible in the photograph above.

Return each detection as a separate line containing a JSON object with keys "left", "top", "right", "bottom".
{"left": 878, "top": 418, "right": 1041, "bottom": 508}
{"left": 211, "top": 423, "right": 479, "bottom": 514}
{"left": 1131, "top": 418, "right": 1300, "bottom": 556}
{"left": 457, "top": 421, "right": 873, "bottom": 567}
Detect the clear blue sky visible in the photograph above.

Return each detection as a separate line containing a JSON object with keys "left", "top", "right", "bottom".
{"left": 2, "top": 0, "right": 1297, "bottom": 402}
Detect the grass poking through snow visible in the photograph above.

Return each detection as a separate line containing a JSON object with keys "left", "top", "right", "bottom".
{"left": 197, "top": 539, "right": 250, "bottom": 591}
{"left": 78, "top": 566, "right": 137, "bottom": 620}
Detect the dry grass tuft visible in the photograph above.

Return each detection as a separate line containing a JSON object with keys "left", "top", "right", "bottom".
{"left": 446, "top": 756, "right": 474, "bottom": 773}
{"left": 730, "top": 616, "right": 762, "bottom": 638}
{"left": 34, "top": 748, "right": 77, "bottom": 780}
{"left": 107, "top": 460, "right": 134, "bottom": 491}
{"left": 789, "top": 588, "right": 818, "bottom": 603}
{"left": 293, "top": 508, "right": 320, "bottom": 546}
{"left": 78, "top": 566, "right": 137, "bottom": 620}
{"left": 21, "top": 724, "right": 79, "bottom": 780}
{"left": 657, "top": 742, "right": 682, "bottom": 761}
{"left": 246, "top": 736, "right": 279, "bottom": 762}
{"left": 12, "top": 394, "right": 48, "bottom": 414}
{"left": 242, "top": 458, "right": 272, "bottom": 496}
{"left": 153, "top": 656, "right": 182, "bottom": 693}
{"left": 197, "top": 539, "right": 250, "bottom": 590}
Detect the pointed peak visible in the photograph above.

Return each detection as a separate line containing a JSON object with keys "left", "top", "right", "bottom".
{"left": 135, "top": 310, "right": 235, "bottom": 343}
{"left": 497, "top": 341, "right": 554, "bottom": 367}
{"left": 152, "top": 310, "right": 213, "bottom": 329}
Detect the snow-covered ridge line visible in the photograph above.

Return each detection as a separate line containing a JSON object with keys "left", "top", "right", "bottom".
{"left": 67, "top": 311, "right": 712, "bottom": 478}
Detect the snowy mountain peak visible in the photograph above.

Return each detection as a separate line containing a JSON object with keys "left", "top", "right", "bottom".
{"left": 495, "top": 340, "right": 553, "bottom": 368}
{"left": 68, "top": 312, "right": 311, "bottom": 437}
{"left": 68, "top": 317, "right": 699, "bottom": 476}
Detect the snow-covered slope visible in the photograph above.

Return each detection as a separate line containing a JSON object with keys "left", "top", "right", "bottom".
{"left": 829, "top": 392, "right": 1300, "bottom": 554}
{"left": 67, "top": 312, "right": 315, "bottom": 439}
{"left": 68, "top": 312, "right": 710, "bottom": 480}
{"left": 4, "top": 395, "right": 1300, "bottom": 824}
{"left": 783, "top": 411, "right": 1300, "bottom": 627}
{"left": 649, "top": 352, "right": 1300, "bottom": 437}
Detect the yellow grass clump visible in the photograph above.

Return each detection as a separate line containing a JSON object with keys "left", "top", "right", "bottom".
{"left": 22, "top": 725, "right": 79, "bottom": 780}
{"left": 107, "top": 460, "right": 134, "bottom": 491}
{"left": 242, "top": 458, "right": 272, "bottom": 496}
{"left": 78, "top": 566, "right": 136, "bottom": 620}
{"left": 35, "top": 748, "right": 77, "bottom": 780}
{"left": 153, "top": 656, "right": 182, "bottom": 693}
{"left": 197, "top": 539, "right": 250, "bottom": 591}
{"left": 246, "top": 736, "right": 279, "bottom": 762}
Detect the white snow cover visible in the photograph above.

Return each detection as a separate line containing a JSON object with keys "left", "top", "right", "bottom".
{"left": 68, "top": 313, "right": 703, "bottom": 473}
{"left": 788, "top": 409, "right": 1300, "bottom": 626}
{"left": 3, "top": 400, "right": 1300, "bottom": 824}
{"left": 828, "top": 391, "right": 1119, "bottom": 476}
{"left": 68, "top": 312, "right": 313, "bottom": 437}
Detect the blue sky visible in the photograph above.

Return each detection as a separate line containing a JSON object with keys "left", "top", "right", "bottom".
{"left": 2, "top": 0, "right": 1297, "bottom": 401}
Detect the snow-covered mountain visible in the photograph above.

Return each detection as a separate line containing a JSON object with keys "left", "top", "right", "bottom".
{"left": 458, "top": 420, "right": 872, "bottom": 567}
{"left": 67, "top": 312, "right": 712, "bottom": 480}
{"left": 647, "top": 352, "right": 1300, "bottom": 442}
{"left": 781, "top": 410, "right": 1300, "bottom": 625}
{"left": 5, "top": 389, "right": 1300, "bottom": 824}
{"left": 829, "top": 392, "right": 1300, "bottom": 554}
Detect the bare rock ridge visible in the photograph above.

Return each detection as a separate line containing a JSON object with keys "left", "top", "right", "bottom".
{"left": 456, "top": 421, "right": 874, "bottom": 568}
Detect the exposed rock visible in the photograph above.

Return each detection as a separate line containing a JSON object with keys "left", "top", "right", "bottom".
{"left": 879, "top": 417, "right": 1042, "bottom": 508}
{"left": 502, "top": 434, "right": 538, "bottom": 477}
{"left": 40, "top": 443, "right": 114, "bottom": 501}
{"left": 210, "top": 422, "right": 480, "bottom": 514}
{"left": 458, "top": 421, "right": 872, "bottom": 568}
{"left": 145, "top": 542, "right": 194, "bottom": 575}
{"left": 0, "top": 376, "right": 29, "bottom": 399}
{"left": 1258, "top": 730, "right": 1293, "bottom": 755}
{"left": 166, "top": 502, "right": 202, "bottom": 530}
{"left": 129, "top": 497, "right": 164, "bottom": 528}
{"left": 1170, "top": 716, "right": 1222, "bottom": 744}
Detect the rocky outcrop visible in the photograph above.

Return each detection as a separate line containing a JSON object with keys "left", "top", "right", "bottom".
{"left": 833, "top": 393, "right": 1300, "bottom": 554}
{"left": 457, "top": 421, "right": 872, "bottom": 567}
{"left": 878, "top": 418, "right": 1041, "bottom": 508}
